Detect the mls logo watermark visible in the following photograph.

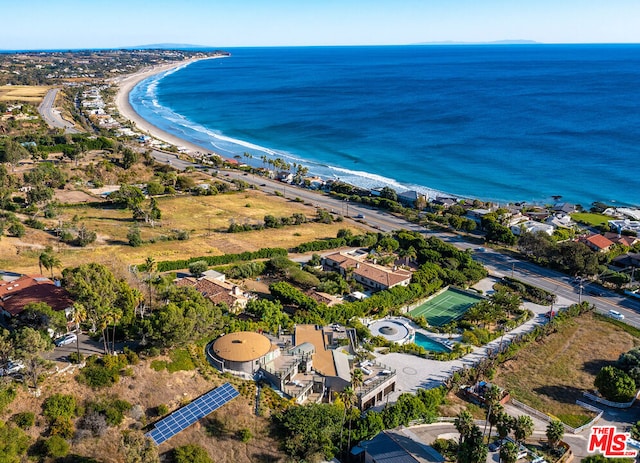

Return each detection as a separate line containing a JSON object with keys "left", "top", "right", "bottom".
{"left": 588, "top": 426, "right": 638, "bottom": 458}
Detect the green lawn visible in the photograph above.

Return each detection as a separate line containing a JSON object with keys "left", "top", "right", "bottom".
{"left": 571, "top": 212, "right": 614, "bottom": 227}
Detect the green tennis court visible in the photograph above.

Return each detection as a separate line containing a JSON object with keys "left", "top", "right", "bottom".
{"left": 409, "top": 288, "right": 483, "bottom": 327}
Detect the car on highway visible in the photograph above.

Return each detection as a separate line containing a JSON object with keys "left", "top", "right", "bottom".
{"left": 608, "top": 310, "right": 624, "bottom": 320}
{"left": 355, "top": 214, "right": 365, "bottom": 219}
{"left": 589, "top": 289, "right": 607, "bottom": 297}
{"left": 54, "top": 333, "right": 77, "bottom": 347}
{"left": 0, "top": 360, "right": 25, "bottom": 376}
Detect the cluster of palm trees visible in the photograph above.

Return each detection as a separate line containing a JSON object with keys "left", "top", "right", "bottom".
{"left": 454, "top": 401, "right": 538, "bottom": 463}
{"left": 253, "top": 153, "right": 310, "bottom": 184}
{"left": 463, "top": 289, "right": 523, "bottom": 331}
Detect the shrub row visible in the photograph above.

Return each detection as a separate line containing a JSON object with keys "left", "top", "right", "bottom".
{"left": 153, "top": 247, "right": 288, "bottom": 272}
{"left": 499, "top": 276, "right": 556, "bottom": 305}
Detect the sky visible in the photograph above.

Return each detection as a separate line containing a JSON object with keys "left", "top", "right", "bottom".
{"left": 2, "top": 0, "right": 640, "bottom": 50}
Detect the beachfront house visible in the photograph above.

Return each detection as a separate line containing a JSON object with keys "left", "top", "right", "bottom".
{"left": 397, "top": 190, "right": 427, "bottom": 208}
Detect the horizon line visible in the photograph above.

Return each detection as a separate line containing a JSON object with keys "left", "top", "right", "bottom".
{"left": 3, "top": 41, "right": 640, "bottom": 53}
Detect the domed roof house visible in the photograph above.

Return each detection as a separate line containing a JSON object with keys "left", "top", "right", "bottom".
{"left": 209, "top": 331, "right": 277, "bottom": 375}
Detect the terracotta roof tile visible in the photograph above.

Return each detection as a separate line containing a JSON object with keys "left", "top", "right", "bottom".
{"left": 0, "top": 275, "right": 74, "bottom": 317}
{"left": 585, "top": 234, "right": 615, "bottom": 250}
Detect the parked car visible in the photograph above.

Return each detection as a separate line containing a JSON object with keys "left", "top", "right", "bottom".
{"left": 0, "top": 360, "right": 25, "bottom": 376}
{"left": 488, "top": 439, "right": 504, "bottom": 451}
{"left": 54, "top": 333, "right": 77, "bottom": 347}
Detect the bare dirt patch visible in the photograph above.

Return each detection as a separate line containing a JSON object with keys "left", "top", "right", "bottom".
{"left": 2, "top": 357, "right": 285, "bottom": 462}
{"left": 54, "top": 189, "right": 101, "bottom": 204}
{"left": 493, "top": 313, "right": 640, "bottom": 418}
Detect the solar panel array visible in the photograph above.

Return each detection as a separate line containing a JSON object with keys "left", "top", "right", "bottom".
{"left": 146, "top": 382, "right": 239, "bottom": 445}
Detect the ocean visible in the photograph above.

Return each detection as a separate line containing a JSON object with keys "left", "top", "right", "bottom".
{"left": 129, "top": 45, "right": 640, "bottom": 207}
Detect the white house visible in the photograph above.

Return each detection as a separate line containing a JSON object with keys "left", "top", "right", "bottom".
{"left": 511, "top": 220, "right": 555, "bottom": 236}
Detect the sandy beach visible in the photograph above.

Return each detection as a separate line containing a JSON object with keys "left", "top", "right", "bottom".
{"left": 114, "top": 57, "right": 219, "bottom": 156}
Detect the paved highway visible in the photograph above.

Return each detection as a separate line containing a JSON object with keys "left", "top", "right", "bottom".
{"left": 147, "top": 151, "right": 640, "bottom": 324}
{"left": 38, "top": 88, "right": 80, "bottom": 133}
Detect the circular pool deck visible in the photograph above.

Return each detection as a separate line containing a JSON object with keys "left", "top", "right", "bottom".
{"left": 369, "top": 319, "right": 412, "bottom": 344}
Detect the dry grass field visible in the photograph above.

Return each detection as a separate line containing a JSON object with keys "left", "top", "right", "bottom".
{"left": 3, "top": 357, "right": 285, "bottom": 462}
{"left": 493, "top": 313, "right": 640, "bottom": 424}
{"left": 0, "top": 85, "right": 49, "bottom": 102}
{"left": 1, "top": 187, "right": 360, "bottom": 275}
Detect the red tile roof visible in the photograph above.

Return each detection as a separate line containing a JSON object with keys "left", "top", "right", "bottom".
{"left": 175, "top": 276, "right": 247, "bottom": 308}
{"left": 604, "top": 232, "right": 639, "bottom": 247}
{"left": 585, "top": 234, "right": 615, "bottom": 251}
{"left": 323, "top": 252, "right": 412, "bottom": 289}
{"left": 0, "top": 275, "right": 74, "bottom": 317}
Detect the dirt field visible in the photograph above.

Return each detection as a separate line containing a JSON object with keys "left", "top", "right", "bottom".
{"left": 1, "top": 187, "right": 361, "bottom": 275}
{"left": 0, "top": 85, "right": 49, "bottom": 102}
{"left": 2, "top": 356, "right": 285, "bottom": 462}
{"left": 493, "top": 313, "right": 640, "bottom": 421}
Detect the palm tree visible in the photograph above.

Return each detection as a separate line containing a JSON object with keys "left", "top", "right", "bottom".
{"left": 483, "top": 384, "right": 502, "bottom": 439}
{"left": 495, "top": 412, "right": 513, "bottom": 441}
{"left": 110, "top": 308, "right": 123, "bottom": 355}
{"left": 454, "top": 409, "right": 475, "bottom": 445}
{"left": 513, "top": 415, "right": 534, "bottom": 444}
{"left": 487, "top": 402, "right": 503, "bottom": 443}
{"left": 71, "top": 302, "right": 87, "bottom": 361}
{"left": 546, "top": 419, "right": 564, "bottom": 449}
{"left": 338, "top": 387, "right": 356, "bottom": 454}
{"left": 351, "top": 368, "right": 364, "bottom": 392}
{"left": 143, "top": 256, "right": 156, "bottom": 316}
{"left": 499, "top": 441, "right": 519, "bottom": 463}
{"left": 47, "top": 254, "right": 61, "bottom": 279}
{"left": 39, "top": 247, "right": 61, "bottom": 279}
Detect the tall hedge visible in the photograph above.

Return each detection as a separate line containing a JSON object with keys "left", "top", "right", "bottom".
{"left": 152, "top": 248, "right": 287, "bottom": 272}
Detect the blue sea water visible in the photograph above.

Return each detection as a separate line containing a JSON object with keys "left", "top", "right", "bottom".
{"left": 129, "top": 45, "right": 640, "bottom": 207}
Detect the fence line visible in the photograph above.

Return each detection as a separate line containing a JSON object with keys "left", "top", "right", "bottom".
{"left": 510, "top": 399, "right": 551, "bottom": 423}
{"left": 510, "top": 398, "right": 603, "bottom": 434}
{"left": 582, "top": 390, "right": 640, "bottom": 409}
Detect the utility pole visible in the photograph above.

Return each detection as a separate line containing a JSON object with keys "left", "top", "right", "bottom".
{"left": 578, "top": 277, "right": 583, "bottom": 304}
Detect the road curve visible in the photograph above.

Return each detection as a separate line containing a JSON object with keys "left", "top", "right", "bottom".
{"left": 38, "top": 88, "right": 80, "bottom": 133}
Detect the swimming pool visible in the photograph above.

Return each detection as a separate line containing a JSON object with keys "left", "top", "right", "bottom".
{"left": 414, "top": 332, "right": 450, "bottom": 353}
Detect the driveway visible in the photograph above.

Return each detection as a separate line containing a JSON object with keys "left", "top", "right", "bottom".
{"left": 45, "top": 332, "right": 108, "bottom": 363}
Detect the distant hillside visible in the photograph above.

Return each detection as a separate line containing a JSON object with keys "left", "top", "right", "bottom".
{"left": 415, "top": 39, "right": 539, "bottom": 45}
{"left": 121, "top": 43, "right": 214, "bottom": 50}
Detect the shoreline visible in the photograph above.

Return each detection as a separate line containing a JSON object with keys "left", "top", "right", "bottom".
{"left": 114, "top": 57, "right": 222, "bottom": 156}
{"left": 114, "top": 58, "right": 638, "bottom": 210}
{"left": 114, "top": 62, "right": 457, "bottom": 201}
